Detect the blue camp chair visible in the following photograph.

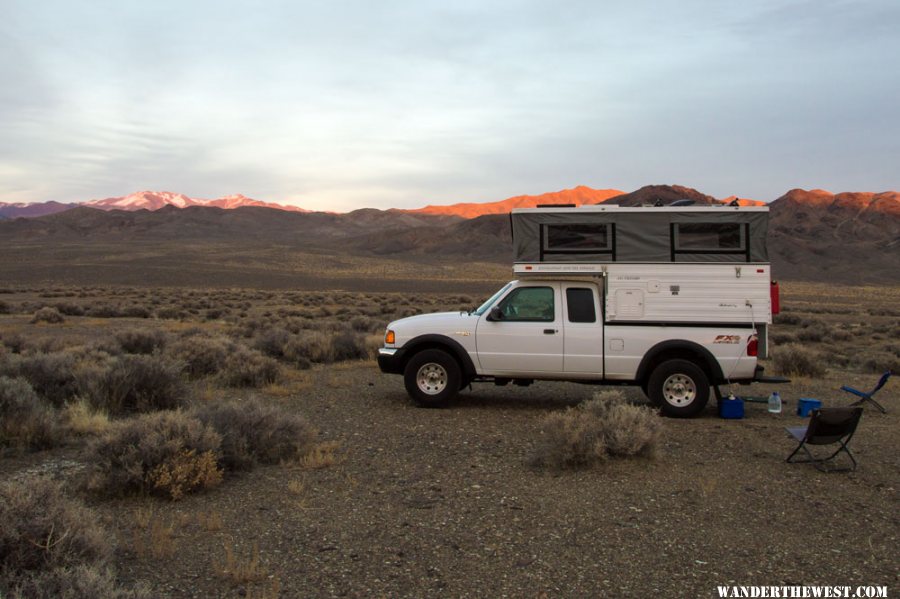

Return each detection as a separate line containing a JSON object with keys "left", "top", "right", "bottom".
{"left": 841, "top": 371, "right": 892, "bottom": 413}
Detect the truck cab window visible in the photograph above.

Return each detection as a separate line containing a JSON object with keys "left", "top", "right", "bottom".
{"left": 497, "top": 287, "right": 554, "bottom": 322}
{"left": 566, "top": 288, "right": 596, "bottom": 323}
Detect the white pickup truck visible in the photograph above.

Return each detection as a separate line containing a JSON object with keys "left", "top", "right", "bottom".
{"left": 378, "top": 204, "right": 785, "bottom": 417}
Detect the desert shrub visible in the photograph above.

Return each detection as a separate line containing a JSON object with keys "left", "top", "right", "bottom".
{"left": 771, "top": 344, "right": 825, "bottom": 377}
{"left": 529, "top": 391, "right": 660, "bottom": 469}
{"left": 0, "top": 377, "right": 60, "bottom": 450}
{"left": 0, "top": 478, "right": 110, "bottom": 578}
{"left": 88, "top": 411, "right": 222, "bottom": 499}
{"left": 2, "top": 333, "right": 27, "bottom": 353}
{"left": 220, "top": 347, "right": 280, "bottom": 388}
{"left": 90, "top": 355, "right": 186, "bottom": 414}
{"left": 0, "top": 300, "right": 9, "bottom": 314}
{"left": 774, "top": 313, "right": 801, "bottom": 325}
{"left": 54, "top": 302, "right": 85, "bottom": 316}
{"left": 167, "top": 335, "right": 233, "bottom": 378}
{"left": 9, "top": 565, "right": 149, "bottom": 599}
{"left": 770, "top": 332, "right": 797, "bottom": 345}
{"left": 350, "top": 315, "right": 379, "bottom": 333}
{"left": 829, "top": 329, "right": 853, "bottom": 342}
{"left": 11, "top": 352, "right": 80, "bottom": 407}
{"left": 120, "top": 305, "right": 151, "bottom": 318}
{"left": 155, "top": 306, "right": 185, "bottom": 320}
{"left": 331, "top": 331, "right": 368, "bottom": 362}
{"left": 115, "top": 329, "right": 167, "bottom": 355}
{"left": 193, "top": 399, "right": 316, "bottom": 470}
{"left": 31, "top": 307, "right": 64, "bottom": 324}
{"left": 85, "top": 304, "right": 122, "bottom": 318}
{"left": 252, "top": 327, "right": 291, "bottom": 358}
{"left": 796, "top": 325, "right": 827, "bottom": 343}
{"left": 281, "top": 338, "right": 313, "bottom": 369}
{"left": 583, "top": 393, "right": 660, "bottom": 458}
{"left": 856, "top": 353, "right": 899, "bottom": 375}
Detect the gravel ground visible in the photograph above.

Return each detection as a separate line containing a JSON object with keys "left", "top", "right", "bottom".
{"left": 4, "top": 362, "right": 898, "bottom": 598}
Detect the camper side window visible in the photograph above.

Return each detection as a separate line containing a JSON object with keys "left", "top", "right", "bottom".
{"left": 496, "top": 287, "right": 555, "bottom": 322}
{"left": 543, "top": 224, "right": 613, "bottom": 255}
{"left": 673, "top": 223, "right": 746, "bottom": 253}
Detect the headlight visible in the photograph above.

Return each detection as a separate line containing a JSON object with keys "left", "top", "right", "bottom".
{"left": 384, "top": 329, "right": 395, "bottom": 344}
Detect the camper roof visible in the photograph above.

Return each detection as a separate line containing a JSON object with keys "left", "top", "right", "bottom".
{"left": 511, "top": 204, "right": 769, "bottom": 214}
{"left": 510, "top": 203, "right": 769, "bottom": 264}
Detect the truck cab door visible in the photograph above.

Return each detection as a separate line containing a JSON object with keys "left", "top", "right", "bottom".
{"left": 562, "top": 284, "right": 604, "bottom": 375}
{"left": 475, "top": 283, "right": 564, "bottom": 374}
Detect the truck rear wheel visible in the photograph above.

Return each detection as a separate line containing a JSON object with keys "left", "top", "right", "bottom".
{"left": 403, "top": 349, "right": 461, "bottom": 408}
{"left": 648, "top": 359, "right": 710, "bottom": 418}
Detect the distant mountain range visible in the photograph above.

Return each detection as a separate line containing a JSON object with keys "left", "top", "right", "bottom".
{"left": 1, "top": 184, "right": 766, "bottom": 220}
{"left": 1, "top": 185, "right": 897, "bottom": 285}
{"left": 0, "top": 191, "right": 307, "bottom": 219}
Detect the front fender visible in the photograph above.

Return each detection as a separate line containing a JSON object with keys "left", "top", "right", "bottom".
{"left": 398, "top": 334, "right": 478, "bottom": 380}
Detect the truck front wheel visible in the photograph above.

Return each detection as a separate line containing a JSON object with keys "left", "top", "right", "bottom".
{"left": 403, "top": 349, "right": 461, "bottom": 408}
{"left": 647, "top": 359, "right": 710, "bottom": 418}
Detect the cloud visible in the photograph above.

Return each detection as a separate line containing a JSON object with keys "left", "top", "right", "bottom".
{"left": 0, "top": 0, "right": 897, "bottom": 207}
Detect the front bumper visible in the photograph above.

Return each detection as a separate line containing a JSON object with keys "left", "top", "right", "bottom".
{"left": 377, "top": 347, "right": 407, "bottom": 374}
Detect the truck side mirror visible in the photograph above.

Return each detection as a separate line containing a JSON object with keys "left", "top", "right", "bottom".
{"left": 488, "top": 306, "right": 504, "bottom": 321}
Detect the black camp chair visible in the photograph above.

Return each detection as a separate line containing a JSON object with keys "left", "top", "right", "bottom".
{"left": 841, "top": 371, "right": 891, "bottom": 413}
{"left": 786, "top": 407, "right": 863, "bottom": 472}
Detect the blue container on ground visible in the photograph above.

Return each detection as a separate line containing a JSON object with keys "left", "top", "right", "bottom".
{"left": 719, "top": 397, "right": 744, "bottom": 419}
{"left": 797, "top": 398, "right": 822, "bottom": 417}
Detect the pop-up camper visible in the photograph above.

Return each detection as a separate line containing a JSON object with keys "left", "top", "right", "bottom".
{"left": 379, "top": 203, "right": 785, "bottom": 417}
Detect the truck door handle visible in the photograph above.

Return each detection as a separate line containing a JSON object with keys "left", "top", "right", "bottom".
{"left": 543, "top": 329, "right": 556, "bottom": 335}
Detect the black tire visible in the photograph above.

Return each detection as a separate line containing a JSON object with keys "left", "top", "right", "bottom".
{"left": 647, "top": 359, "right": 710, "bottom": 418}
{"left": 403, "top": 349, "right": 461, "bottom": 408}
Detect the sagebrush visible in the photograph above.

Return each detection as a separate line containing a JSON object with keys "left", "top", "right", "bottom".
{"left": 530, "top": 391, "right": 661, "bottom": 469}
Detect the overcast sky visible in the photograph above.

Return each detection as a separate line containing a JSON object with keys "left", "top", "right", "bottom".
{"left": 1, "top": 0, "right": 897, "bottom": 211}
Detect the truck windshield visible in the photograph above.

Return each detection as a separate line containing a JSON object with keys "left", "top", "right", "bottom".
{"left": 472, "top": 282, "right": 513, "bottom": 316}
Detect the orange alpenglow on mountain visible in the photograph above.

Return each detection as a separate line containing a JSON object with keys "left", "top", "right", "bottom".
{"left": 408, "top": 186, "right": 625, "bottom": 217}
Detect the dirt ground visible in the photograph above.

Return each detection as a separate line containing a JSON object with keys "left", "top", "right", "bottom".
{"left": 3, "top": 361, "right": 897, "bottom": 598}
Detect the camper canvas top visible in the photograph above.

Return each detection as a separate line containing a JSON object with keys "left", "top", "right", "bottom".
{"left": 510, "top": 204, "right": 769, "bottom": 266}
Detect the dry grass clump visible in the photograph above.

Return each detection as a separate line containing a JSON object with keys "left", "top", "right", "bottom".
{"left": 88, "top": 411, "right": 223, "bottom": 500}
{"left": 7, "top": 564, "right": 150, "bottom": 599}
{"left": 529, "top": 391, "right": 661, "bottom": 469}
{"left": 193, "top": 398, "right": 317, "bottom": 470}
{"left": 89, "top": 354, "right": 186, "bottom": 414}
{"left": 31, "top": 306, "right": 65, "bottom": 324}
{"left": 61, "top": 399, "right": 111, "bottom": 437}
{"left": 772, "top": 343, "right": 826, "bottom": 377}
{"left": 115, "top": 329, "right": 167, "bottom": 355}
{"left": 0, "top": 376, "right": 60, "bottom": 450}
{"left": 221, "top": 347, "right": 280, "bottom": 388}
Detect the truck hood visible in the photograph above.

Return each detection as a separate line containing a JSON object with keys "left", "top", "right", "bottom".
{"left": 390, "top": 311, "right": 478, "bottom": 328}
{"left": 388, "top": 311, "right": 480, "bottom": 344}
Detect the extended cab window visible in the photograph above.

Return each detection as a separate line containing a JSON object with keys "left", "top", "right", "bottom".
{"left": 566, "top": 288, "right": 596, "bottom": 323}
{"left": 497, "top": 287, "right": 555, "bottom": 322}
